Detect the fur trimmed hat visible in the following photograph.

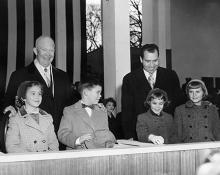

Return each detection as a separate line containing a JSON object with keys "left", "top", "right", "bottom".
{"left": 186, "top": 79, "right": 208, "bottom": 97}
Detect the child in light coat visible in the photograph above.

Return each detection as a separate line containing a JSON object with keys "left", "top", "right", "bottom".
{"left": 6, "top": 81, "right": 59, "bottom": 153}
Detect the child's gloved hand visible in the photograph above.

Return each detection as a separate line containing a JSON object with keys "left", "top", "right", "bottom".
{"left": 148, "top": 134, "right": 164, "bottom": 145}
{"left": 79, "top": 133, "right": 94, "bottom": 144}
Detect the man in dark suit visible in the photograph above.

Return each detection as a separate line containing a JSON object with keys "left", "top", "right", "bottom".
{"left": 3, "top": 36, "right": 76, "bottom": 135}
{"left": 121, "top": 43, "right": 184, "bottom": 140}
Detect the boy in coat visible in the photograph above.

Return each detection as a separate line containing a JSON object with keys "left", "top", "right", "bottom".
{"left": 58, "top": 80, "right": 116, "bottom": 149}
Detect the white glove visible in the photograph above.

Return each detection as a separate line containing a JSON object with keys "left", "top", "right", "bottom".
{"left": 148, "top": 134, "right": 164, "bottom": 145}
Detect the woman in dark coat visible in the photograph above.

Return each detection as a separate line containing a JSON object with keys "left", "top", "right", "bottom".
{"left": 103, "top": 98, "right": 123, "bottom": 139}
{"left": 174, "top": 79, "right": 220, "bottom": 143}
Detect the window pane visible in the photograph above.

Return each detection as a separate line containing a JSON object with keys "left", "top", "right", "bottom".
{"left": 84, "top": 0, "right": 104, "bottom": 96}
{"left": 86, "top": 0, "right": 102, "bottom": 53}
{"left": 129, "top": 0, "right": 142, "bottom": 71}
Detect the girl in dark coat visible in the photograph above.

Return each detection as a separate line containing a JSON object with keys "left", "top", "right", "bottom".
{"left": 174, "top": 79, "right": 220, "bottom": 143}
{"left": 136, "top": 88, "right": 175, "bottom": 144}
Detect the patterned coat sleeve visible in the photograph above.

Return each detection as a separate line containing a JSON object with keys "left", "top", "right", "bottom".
{"left": 6, "top": 117, "right": 26, "bottom": 153}
{"left": 210, "top": 105, "right": 220, "bottom": 140}
{"left": 47, "top": 115, "right": 59, "bottom": 151}
{"left": 136, "top": 114, "right": 150, "bottom": 142}
{"left": 58, "top": 107, "right": 78, "bottom": 149}
{"left": 173, "top": 107, "right": 183, "bottom": 143}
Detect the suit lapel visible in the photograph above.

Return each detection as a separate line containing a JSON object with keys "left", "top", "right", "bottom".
{"left": 154, "top": 67, "right": 164, "bottom": 88}
{"left": 24, "top": 116, "right": 42, "bottom": 132}
{"left": 27, "top": 62, "right": 48, "bottom": 87}
{"left": 52, "top": 66, "right": 58, "bottom": 97}
{"left": 24, "top": 115, "right": 51, "bottom": 133}
{"left": 137, "top": 69, "right": 151, "bottom": 89}
{"left": 74, "top": 102, "right": 96, "bottom": 131}
{"left": 82, "top": 110, "right": 96, "bottom": 131}
{"left": 38, "top": 115, "right": 51, "bottom": 133}
{"left": 19, "top": 106, "right": 47, "bottom": 133}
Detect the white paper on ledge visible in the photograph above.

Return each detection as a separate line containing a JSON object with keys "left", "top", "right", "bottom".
{"left": 115, "top": 139, "right": 154, "bottom": 147}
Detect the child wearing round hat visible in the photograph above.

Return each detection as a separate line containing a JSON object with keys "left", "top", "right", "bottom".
{"left": 174, "top": 79, "right": 220, "bottom": 143}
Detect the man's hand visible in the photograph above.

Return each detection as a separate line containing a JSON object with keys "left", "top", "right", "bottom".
{"left": 4, "top": 106, "right": 17, "bottom": 117}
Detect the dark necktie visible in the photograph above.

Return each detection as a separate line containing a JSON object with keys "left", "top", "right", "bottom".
{"left": 30, "top": 113, "right": 39, "bottom": 124}
{"left": 82, "top": 103, "right": 95, "bottom": 110}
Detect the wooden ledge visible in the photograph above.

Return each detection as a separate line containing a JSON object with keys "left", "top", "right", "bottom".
{"left": 1, "top": 141, "right": 220, "bottom": 163}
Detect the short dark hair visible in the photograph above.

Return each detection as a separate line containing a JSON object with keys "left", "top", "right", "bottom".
{"left": 15, "top": 81, "right": 43, "bottom": 108}
{"left": 141, "top": 43, "right": 159, "bottom": 58}
{"left": 78, "top": 79, "right": 102, "bottom": 95}
{"left": 144, "top": 88, "right": 169, "bottom": 108}
{"left": 103, "top": 97, "right": 116, "bottom": 107}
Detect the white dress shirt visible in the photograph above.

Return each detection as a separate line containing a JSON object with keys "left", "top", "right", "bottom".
{"left": 34, "top": 59, "right": 52, "bottom": 85}
{"left": 34, "top": 59, "right": 54, "bottom": 95}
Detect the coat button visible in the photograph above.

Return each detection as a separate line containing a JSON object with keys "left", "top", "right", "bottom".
{"left": 188, "top": 115, "right": 191, "bottom": 118}
{"left": 205, "top": 136, "right": 208, "bottom": 139}
{"left": 42, "top": 140, "right": 46, "bottom": 143}
{"left": 190, "top": 137, "right": 192, "bottom": 139}
{"left": 204, "top": 125, "right": 208, "bottom": 128}
{"left": 204, "top": 115, "right": 207, "bottom": 118}
{"left": 189, "top": 125, "right": 192, "bottom": 128}
{"left": 34, "top": 140, "right": 37, "bottom": 144}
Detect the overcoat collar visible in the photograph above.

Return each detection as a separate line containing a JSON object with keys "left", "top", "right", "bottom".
{"left": 26, "top": 61, "right": 58, "bottom": 90}
{"left": 72, "top": 101, "right": 106, "bottom": 131}
{"left": 18, "top": 106, "right": 50, "bottom": 133}
{"left": 138, "top": 67, "right": 163, "bottom": 88}
{"left": 148, "top": 108, "right": 163, "bottom": 117}
{"left": 185, "top": 100, "right": 210, "bottom": 109}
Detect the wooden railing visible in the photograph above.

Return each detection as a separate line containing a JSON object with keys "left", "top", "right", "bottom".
{"left": 0, "top": 142, "right": 220, "bottom": 175}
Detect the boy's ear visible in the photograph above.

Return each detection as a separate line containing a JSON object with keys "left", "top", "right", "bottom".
{"left": 82, "top": 89, "right": 88, "bottom": 97}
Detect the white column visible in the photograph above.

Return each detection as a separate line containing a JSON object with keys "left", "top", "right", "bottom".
{"left": 142, "top": 0, "right": 155, "bottom": 43}
{"left": 25, "top": 0, "right": 34, "bottom": 66}
{"left": 41, "top": 0, "right": 50, "bottom": 36}
{"left": 7, "top": 0, "right": 17, "bottom": 86}
{"left": 103, "top": 0, "right": 130, "bottom": 111}
{"left": 73, "top": 0, "right": 81, "bottom": 83}
{"left": 55, "top": 0, "right": 66, "bottom": 71}
{"left": 142, "top": 0, "right": 171, "bottom": 68}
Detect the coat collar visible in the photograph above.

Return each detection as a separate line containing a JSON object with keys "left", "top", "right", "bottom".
{"left": 73, "top": 101, "right": 106, "bottom": 112}
{"left": 138, "top": 67, "right": 163, "bottom": 88}
{"left": 19, "top": 106, "right": 47, "bottom": 116}
{"left": 18, "top": 106, "right": 50, "bottom": 133}
{"left": 185, "top": 100, "right": 210, "bottom": 109}
{"left": 148, "top": 108, "right": 163, "bottom": 117}
{"left": 71, "top": 101, "right": 107, "bottom": 131}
